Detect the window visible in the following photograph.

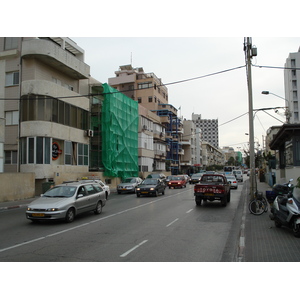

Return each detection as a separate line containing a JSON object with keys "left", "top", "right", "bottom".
{"left": 148, "top": 96, "right": 153, "bottom": 103}
{"left": 138, "top": 97, "right": 142, "bottom": 103}
{"left": 22, "top": 137, "right": 51, "bottom": 165}
{"left": 4, "top": 151, "right": 17, "bottom": 164}
{"left": 5, "top": 111, "right": 19, "bottom": 125}
{"left": 5, "top": 71, "right": 19, "bottom": 86}
{"left": 78, "top": 143, "right": 88, "bottom": 166}
{"left": 65, "top": 141, "right": 72, "bottom": 165}
{"left": 4, "top": 37, "right": 18, "bottom": 50}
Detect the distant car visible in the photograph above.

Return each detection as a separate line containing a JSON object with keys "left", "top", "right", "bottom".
{"left": 136, "top": 178, "right": 165, "bottom": 197}
{"left": 117, "top": 177, "right": 143, "bottom": 194}
{"left": 165, "top": 175, "right": 173, "bottom": 184}
{"left": 26, "top": 182, "right": 107, "bottom": 223}
{"left": 190, "top": 173, "right": 202, "bottom": 184}
{"left": 146, "top": 173, "right": 167, "bottom": 184}
{"left": 226, "top": 175, "right": 238, "bottom": 189}
{"left": 233, "top": 170, "right": 243, "bottom": 182}
{"left": 168, "top": 175, "right": 187, "bottom": 189}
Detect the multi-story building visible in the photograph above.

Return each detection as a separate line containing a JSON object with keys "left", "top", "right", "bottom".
{"left": 192, "top": 113, "right": 219, "bottom": 148}
{"left": 202, "top": 141, "right": 224, "bottom": 168}
{"left": 181, "top": 119, "right": 202, "bottom": 174}
{"left": 284, "top": 47, "right": 300, "bottom": 124}
{"left": 108, "top": 64, "right": 183, "bottom": 174}
{"left": 0, "top": 37, "right": 93, "bottom": 192}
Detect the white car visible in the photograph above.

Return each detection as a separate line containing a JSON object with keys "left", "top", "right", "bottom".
{"left": 233, "top": 170, "right": 243, "bottom": 182}
{"left": 226, "top": 175, "right": 238, "bottom": 189}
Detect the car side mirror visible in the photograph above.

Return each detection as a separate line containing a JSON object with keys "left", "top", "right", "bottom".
{"left": 77, "top": 194, "right": 84, "bottom": 199}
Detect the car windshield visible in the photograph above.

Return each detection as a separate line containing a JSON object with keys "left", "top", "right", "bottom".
{"left": 171, "top": 176, "right": 183, "bottom": 180}
{"left": 192, "top": 174, "right": 201, "bottom": 178}
{"left": 142, "top": 179, "right": 157, "bottom": 185}
{"left": 123, "top": 178, "right": 135, "bottom": 183}
{"left": 43, "top": 186, "right": 76, "bottom": 198}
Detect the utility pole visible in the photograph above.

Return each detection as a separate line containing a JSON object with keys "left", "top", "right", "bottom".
{"left": 245, "top": 37, "right": 257, "bottom": 201}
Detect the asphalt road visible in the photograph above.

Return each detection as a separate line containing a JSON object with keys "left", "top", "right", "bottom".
{"left": 0, "top": 182, "right": 245, "bottom": 262}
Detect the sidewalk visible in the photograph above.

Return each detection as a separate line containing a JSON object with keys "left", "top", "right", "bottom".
{"left": 0, "top": 197, "right": 37, "bottom": 211}
{"left": 244, "top": 180, "right": 300, "bottom": 262}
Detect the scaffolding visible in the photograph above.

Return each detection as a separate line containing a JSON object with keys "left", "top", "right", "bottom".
{"left": 101, "top": 83, "right": 139, "bottom": 179}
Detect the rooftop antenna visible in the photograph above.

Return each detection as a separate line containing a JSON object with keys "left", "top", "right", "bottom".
{"left": 130, "top": 52, "right": 133, "bottom": 66}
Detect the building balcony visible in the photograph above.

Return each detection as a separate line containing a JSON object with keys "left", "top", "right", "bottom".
{"left": 21, "top": 39, "right": 90, "bottom": 79}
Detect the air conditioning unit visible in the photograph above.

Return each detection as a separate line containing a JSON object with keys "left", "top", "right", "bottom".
{"left": 86, "top": 129, "right": 94, "bottom": 137}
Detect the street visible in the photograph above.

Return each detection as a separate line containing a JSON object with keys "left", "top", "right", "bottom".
{"left": 0, "top": 182, "right": 244, "bottom": 262}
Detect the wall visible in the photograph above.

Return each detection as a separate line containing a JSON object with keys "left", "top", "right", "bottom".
{"left": 0, "top": 173, "right": 35, "bottom": 202}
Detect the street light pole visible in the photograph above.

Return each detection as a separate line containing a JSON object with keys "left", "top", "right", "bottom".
{"left": 245, "top": 37, "right": 256, "bottom": 200}
{"left": 261, "top": 91, "right": 291, "bottom": 123}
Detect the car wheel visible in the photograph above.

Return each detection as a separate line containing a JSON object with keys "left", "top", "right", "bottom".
{"left": 94, "top": 201, "right": 102, "bottom": 215}
{"left": 221, "top": 197, "right": 227, "bottom": 207}
{"left": 162, "top": 189, "right": 165, "bottom": 195}
{"left": 155, "top": 190, "right": 158, "bottom": 197}
{"left": 195, "top": 196, "right": 202, "bottom": 206}
{"left": 137, "top": 193, "right": 140, "bottom": 197}
{"left": 65, "top": 208, "right": 75, "bottom": 223}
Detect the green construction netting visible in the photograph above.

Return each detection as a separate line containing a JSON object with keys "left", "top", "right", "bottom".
{"left": 102, "top": 83, "right": 139, "bottom": 179}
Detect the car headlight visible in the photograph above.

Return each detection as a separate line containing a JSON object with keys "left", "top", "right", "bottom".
{"left": 150, "top": 188, "right": 155, "bottom": 191}
{"left": 46, "top": 208, "right": 59, "bottom": 211}
{"left": 136, "top": 188, "right": 140, "bottom": 191}
{"left": 27, "top": 207, "right": 32, "bottom": 211}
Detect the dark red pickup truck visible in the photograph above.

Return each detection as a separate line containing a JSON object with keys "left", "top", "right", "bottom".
{"left": 194, "top": 174, "right": 231, "bottom": 207}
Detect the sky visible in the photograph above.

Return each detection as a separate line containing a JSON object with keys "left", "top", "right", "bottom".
{"left": 71, "top": 37, "right": 300, "bottom": 151}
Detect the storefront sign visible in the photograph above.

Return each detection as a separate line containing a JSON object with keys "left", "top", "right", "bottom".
{"left": 52, "top": 142, "right": 62, "bottom": 160}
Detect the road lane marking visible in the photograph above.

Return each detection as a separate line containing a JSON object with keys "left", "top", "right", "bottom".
{"left": 186, "top": 209, "right": 193, "bottom": 213}
{"left": 120, "top": 240, "right": 148, "bottom": 257}
{"left": 0, "top": 195, "right": 174, "bottom": 254}
{"left": 166, "top": 218, "right": 179, "bottom": 227}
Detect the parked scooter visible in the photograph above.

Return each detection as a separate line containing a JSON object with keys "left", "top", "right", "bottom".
{"left": 272, "top": 179, "right": 300, "bottom": 238}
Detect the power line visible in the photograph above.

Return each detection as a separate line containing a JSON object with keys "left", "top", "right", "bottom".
{"left": 0, "top": 65, "right": 246, "bottom": 101}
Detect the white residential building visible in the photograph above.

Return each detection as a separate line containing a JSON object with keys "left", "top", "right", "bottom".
{"left": 284, "top": 47, "right": 300, "bottom": 124}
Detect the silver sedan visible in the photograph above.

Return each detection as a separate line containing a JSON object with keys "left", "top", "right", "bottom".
{"left": 26, "top": 182, "right": 106, "bottom": 223}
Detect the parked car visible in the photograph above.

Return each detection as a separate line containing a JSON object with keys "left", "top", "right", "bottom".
{"left": 80, "top": 179, "right": 110, "bottom": 199}
{"left": 146, "top": 173, "right": 167, "bottom": 184}
{"left": 168, "top": 175, "right": 187, "bottom": 189}
{"left": 26, "top": 182, "right": 107, "bottom": 223}
{"left": 117, "top": 177, "right": 143, "bottom": 194}
{"left": 225, "top": 175, "right": 238, "bottom": 189}
{"left": 190, "top": 173, "right": 202, "bottom": 184}
{"left": 136, "top": 178, "right": 165, "bottom": 197}
{"left": 233, "top": 170, "right": 243, "bottom": 182}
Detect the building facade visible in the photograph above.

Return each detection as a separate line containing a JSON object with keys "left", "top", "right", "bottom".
{"left": 192, "top": 113, "right": 219, "bottom": 148}
{"left": 0, "top": 37, "right": 93, "bottom": 192}
{"left": 284, "top": 47, "right": 300, "bottom": 124}
{"left": 108, "top": 64, "right": 183, "bottom": 174}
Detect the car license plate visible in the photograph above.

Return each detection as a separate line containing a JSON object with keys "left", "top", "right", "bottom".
{"left": 204, "top": 193, "right": 214, "bottom": 196}
{"left": 141, "top": 191, "right": 148, "bottom": 194}
{"left": 32, "top": 213, "right": 45, "bottom": 217}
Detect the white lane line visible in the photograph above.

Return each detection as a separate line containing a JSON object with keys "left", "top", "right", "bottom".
{"left": 120, "top": 240, "right": 148, "bottom": 257}
{"left": 186, "top": 209, "right": 193, "bottom": 213}
{"left": 166, "top": 218, "right": 179, "bottom": 227}
{"left": 0, "top": 195, "right": 173, "bottom": 254}
{"left": 0, "top": 237, "right": 45, "bottom": 253}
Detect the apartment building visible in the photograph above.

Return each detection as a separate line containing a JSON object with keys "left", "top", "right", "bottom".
{"left": 192, "top": 113, "right": 219, "bottom": 148}
{"left": 0, "top": 37, "right": 93, "bottom": 192}
{"left": 284, "top": 47, "right": 300, "bottom": 124}
{"left": 181, "top": 119, "right": 202, "bottom": 174}
{"left": 108, "top": 65, "right": 183, "bottom": 174}
{"left": 202, "top": 141, "right": 225, "bottom": 168}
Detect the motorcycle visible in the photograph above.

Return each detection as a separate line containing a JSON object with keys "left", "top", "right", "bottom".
{"left": 272, "top": 179, "right": 300, "bottom": 238}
